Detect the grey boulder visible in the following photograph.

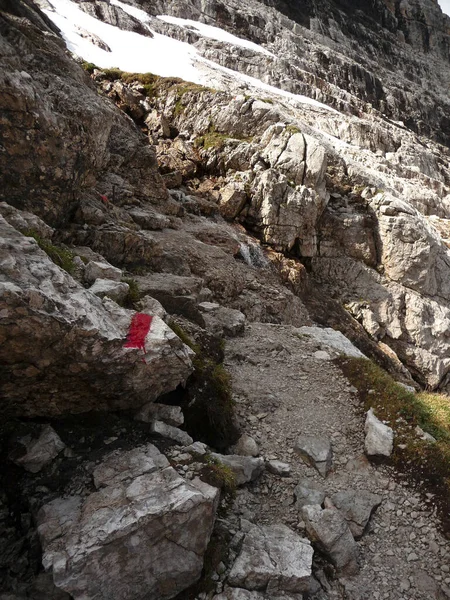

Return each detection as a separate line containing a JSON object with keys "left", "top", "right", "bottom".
{"left": 331, "top": 490, "right": 382, "bottom": 539}
{"left": 150, "top": 421, "right": 193, "bottom": 446}
{"left": 37, "top": 444, "right": 219, "bottom": 600}
{"left": 228, "top": 524, "right": 313, "bottom": 593}
{"left": 302, "top": 505, "right": 359, "bottom": 575}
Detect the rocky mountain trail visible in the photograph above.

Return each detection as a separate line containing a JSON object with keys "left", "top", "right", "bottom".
{"left": 194, "top": 323, "right": 450, "bottom": 600}
{"left": 1, "top": 0, "right": 450, "bottom": 599}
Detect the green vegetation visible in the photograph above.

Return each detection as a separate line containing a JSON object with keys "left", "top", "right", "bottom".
{"left": 199, "top": 453, "right": 237, "bottom": 500}
{"left": 24, "top": 230, "right": 76, "bottom": 274}
{"left": 337, "top": 357, "right": 450, "bottom": 533}
{"left": 285, "top": 124, "right": 301, "bottom": 135}
{"left": 81, "top": 61, "right": 96, "bottom": 74}
{"left": 194, "top": 124, "right": 253, "bottom": 151}
{"left": 168, "top": 320, "right": 201, "bottom": 354}
{"left": 122, "top": 278, "right": 141, "bottom": 308}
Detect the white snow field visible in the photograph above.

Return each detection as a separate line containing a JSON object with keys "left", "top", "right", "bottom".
{"left": 43, "top": 0, "right": 336, "bottom": 112}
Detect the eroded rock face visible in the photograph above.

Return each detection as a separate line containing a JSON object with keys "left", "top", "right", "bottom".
{"left": 37, "top": 444, "right": 219, "bottom": 600}
{"left": 0, "top": 2, "right": 166, "bottom": 226}
{"left": 0, "top": 215, "right": 193, "bottom": 417}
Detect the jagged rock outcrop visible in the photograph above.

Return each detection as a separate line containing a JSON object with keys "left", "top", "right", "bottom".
{"left": 0, "top": 213, "right": 193, "bottom": 417}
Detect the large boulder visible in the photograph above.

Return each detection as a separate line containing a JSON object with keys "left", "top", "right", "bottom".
{"left": 0, "top": 216, "right": 193, "bottom": 417}
{"left": 228, "top": 524, "right": 313, "bottom": 593}
{"left": 37, "top": 444, "right": 219, "bottom": 600}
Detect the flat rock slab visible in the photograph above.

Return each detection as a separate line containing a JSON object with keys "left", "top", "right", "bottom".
{"left": 293, "top": 479, "right": 326, "bottom": 509}
{"left": 331, "top": 489, "right": 383, "bottom": 539}
{"left": 150, "top": 421, "right": 193, "bottom": 446}
{"left": 364, "top": 409, "right": 394, "bottom": 457}
{"left": 294, "top": 435, "right": 332, "bottom": 477}
{"left": 9, "top": 425, "right": 65, "bottom": 473}
{"left": 89, "top": 279, "right": 129, "bottom": 303}
{"left": 296, "top": 327, "right": 366, "bottom": 358}
{"left": 37, "top": 443, "right": 219, "bottom": 600}
{"left": 228, "top": 524, "right": 313, "bottom": 593}
{"left": 135, "top": 403, "right": 184, "bottom": 427}
{"left": 266, "top": 460, "right": 291, "bottom": 477}
{"left": 302, "top": 505, "right": 359, "bottom": 576}
{"left": 211, "top": 454, "right": 264, "bottom": 485}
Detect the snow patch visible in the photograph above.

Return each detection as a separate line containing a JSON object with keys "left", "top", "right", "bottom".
{"left": 157, "top": 14, "right": 275, "bottom": 57}
{"left": 43, "top": 0, "right": 337, "bottom": 113}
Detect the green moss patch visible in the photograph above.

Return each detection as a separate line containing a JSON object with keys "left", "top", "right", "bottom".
{"left": 24, "top": 231, "right": 76, "bottom": 274}
{"left": 337, "top": 357, "right": 450, "bottom": 536}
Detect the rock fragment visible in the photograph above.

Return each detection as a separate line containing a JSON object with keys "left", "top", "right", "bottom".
{"left": 150, "top": 421, "right": 193, "bottom": 446}
{"left": 293, "top": 479, "right": 326, "bottom": 509}
{"left": 331, "top": 490, "right": 382, "bottom": 539}
{"left": 302, "top": 505, "right": 359, "bottom": 575}
{"left": 266, "top": 460, "right": 291, "bottom": 477}
{"left": 9, "top": 425, "right": 65, "bottom": 473}
{"left": 228, "top": 524, "right": 313, "bottom": 593}
{"left": 89, "top": 279, "right": 129, "bottom": 303}
{"left": 294, "top": 435, "right": 332, "bottom": 477}
{"left": 135, "top": 403, "right": 184, "bottom": 427}
{"left": 364, "top": 409, "right": 394, "bottom": 457}
{"left": 211, "top": 454, "right": 264, "bottom": 485}
{"left": 84, "top": 260, "right": 122, "bottom": 283}
{"left": 232, "top": 434, "right": 259, "bottom": 457}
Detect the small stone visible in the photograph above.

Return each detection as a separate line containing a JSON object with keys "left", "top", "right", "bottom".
{"left": 232, "top": 434, "right": 259, "bottom": 457}
{"left": 9, "top": 425, "right": 65, "bottom": 473}
{"left": 294, "top": 435, "right": 332, "bottom": 477}
{"left": 266, "top": 460, "right": 291, "bottom": 477}
{"left": 135, "top": 403, "right": 184, "bottom": 427}
{"left": 84, "top": 260, "right": 122, "bottom": 283}
{"left": 364, "top": 408, "right": 394, "bottom": 457}
{"left": 150, "top": 421, "right": 193, "bottom": 446}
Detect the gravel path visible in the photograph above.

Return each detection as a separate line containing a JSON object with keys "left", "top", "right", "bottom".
{"left": 224, "top": 323, "right": 450, "bottom": 600}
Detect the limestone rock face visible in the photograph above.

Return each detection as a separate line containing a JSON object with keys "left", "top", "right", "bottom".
{"left": 228, "top": 524, "right": 313, "bottom": 593}
{"left": 0, "top": 3, "right": 166, "bottom": 226}
{"left": 0, "top": 216, "right": 193, "bottom": 417}
{"left": 37, "top": 444, "right": 219, "bottom": 600}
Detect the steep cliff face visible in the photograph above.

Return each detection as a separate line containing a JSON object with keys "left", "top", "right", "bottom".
{"left": 139, "top": 0, "right": 450, "bottom": 147}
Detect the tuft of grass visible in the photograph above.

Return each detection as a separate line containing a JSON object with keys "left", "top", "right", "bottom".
{"left": 81, "top": 61, "right": 96, "bottom": 74}
{"left": 168, "top": 321, "right": 201, "bottom": 355}
{"left": 24, "top": 230, "right": 76, "bottom": 274}
{"left": 337, "top": 357, "right": 450, "bottom": 535}
{"left": 101, "top": 67, "right": 125, "bottom": 80}
{"left": 286, "top": 124, "right": 301, "bottom": 135}
{"left": 199, "top": 453, "right": 237, "bottom": 500}
{"left": 122, "top": 278, "right": 141, "bottom": 308}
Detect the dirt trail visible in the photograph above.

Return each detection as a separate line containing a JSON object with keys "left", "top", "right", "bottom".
{"left": 225, "top": 323, "right": 450, "bottom": 600}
